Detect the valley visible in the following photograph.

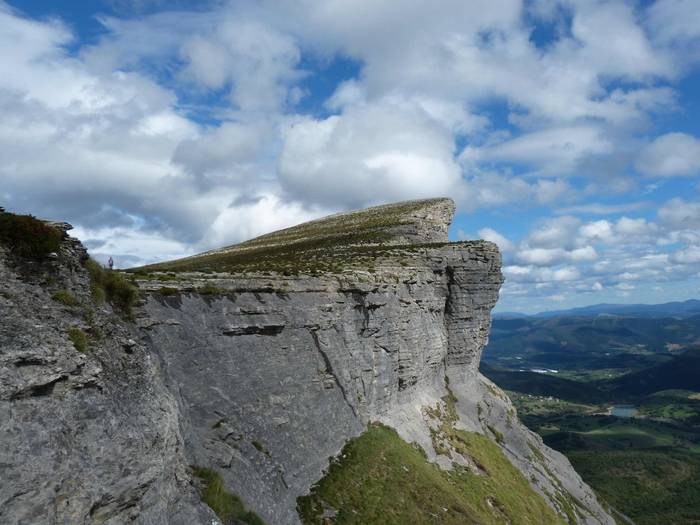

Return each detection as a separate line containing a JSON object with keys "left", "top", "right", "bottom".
{"left": 482, "top": 305, "right": 700, "bottom": 525}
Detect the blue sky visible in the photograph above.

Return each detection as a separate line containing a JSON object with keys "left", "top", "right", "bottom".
{"left": 2, "top": 0, "right": 700, "bottom": 313}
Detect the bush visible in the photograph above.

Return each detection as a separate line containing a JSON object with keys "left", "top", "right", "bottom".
{"left": 197, "top": 282, "right": 222, "bottom": 295}
{"left": 85, "top": 258, "right": 138, "bottom": 316}
{"left": 52, "top": 289, "right": 79, "bottom": 306}
{"left": 157, "top": 286, "right": 180, "bottom": 296}
{"left": 67, "top": 327, "right": 88, "bottom": 353}
{"left": 0, "top": 210, "right": 62, "bottom": 258}
{"left": 192, "top": 466, "right": 266, "bottom": 525}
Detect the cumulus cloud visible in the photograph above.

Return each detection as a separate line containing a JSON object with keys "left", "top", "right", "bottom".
{"left": 658, "top": 198, "right": 700, "bottom": 228}
{"left": 465, "top": 126, "right": 613, "bottom": 176}
{"left": 179, "top": 20, "right": 303, "bottom": 111}
{"left": 646, "top": 0, "right": 700, "bottom": 65}
{"left": 478, "top": 228, "right": 515, "bottom": 252}
{"left": 636, "top": 133, "right": 700, "bottom": 177}
{"left": 277, "top": 99, "right": 462, "bottom": 208}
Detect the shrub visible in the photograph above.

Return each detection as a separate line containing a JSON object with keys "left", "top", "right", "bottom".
{"left": 197, "top": 282, "right": 222, "bottom": 295}
{"left": 0, "top": 210, "right": 62, "bottom": 258}
{"left": 157, "top": 286, "right": 180, "bottom": 296}
{"left": 52, "top": 289, "right": 79, "bottom": 306}
{"left": 251, "top": 440, "right": 269, "bottom": 455}
{"left": 85, "top": 258, "right": 138, "bottom": 316}
{"left": 67, "top": 327, "right": 88, "bottom": 353}
{"left": 192, "top": 466, "right": 266, "bottom": 525}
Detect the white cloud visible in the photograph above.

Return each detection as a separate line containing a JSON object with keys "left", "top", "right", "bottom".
{"left": 646, "top": 0, "right": 700, "bottom": 58}
{"left": 515, "top": 246, "right": 596, "bottom": 266}
{"left": 278, "top": 99, "right": 462, "bottom": 208}
{"left": 659, "top": 198, "right": 700, "bottom": 228}
{"left": 526, "top": 216, "right": 581, "bottom": 249}
{"left": 478, "top": 228, "right": 515, "bottom": 252}
{"left": 556, "top": 201, "right": 651, "bottom": 215}
{"left": 464, "top": 125, "right": 612, "bottom": 176}
{"left": 503, "top": 264, "right": 581, "bottom": 283}
{"left": 671, "top": 246, "right": 700, "bottom": 264}
{"left": 636, "top": 133, "right": 700, "bottom": 177}
{"left": 579, "top": 220, "right": 614, "bottom": 242}
{"left": 180, "top": 19, "right": 303, "bottom": 112}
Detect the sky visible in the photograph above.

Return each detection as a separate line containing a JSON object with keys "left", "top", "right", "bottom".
{"left": 2, "top": 0, "right": 700, "bottom": 313}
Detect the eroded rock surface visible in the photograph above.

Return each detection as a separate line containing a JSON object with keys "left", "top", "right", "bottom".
{"left": 0, "top": 231, "right": 214, "bottom": 525}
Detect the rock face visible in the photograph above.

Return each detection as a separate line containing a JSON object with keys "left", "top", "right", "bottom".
{"left": 0, "top": 228, "right": 214, "bottom": 524}
{"left": 0, "top": 199, "right": 615, "bottom": 525}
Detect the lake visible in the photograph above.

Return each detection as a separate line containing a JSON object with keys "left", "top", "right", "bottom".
{"left": 611, "top": 405, "right": 638, "bottom": 418}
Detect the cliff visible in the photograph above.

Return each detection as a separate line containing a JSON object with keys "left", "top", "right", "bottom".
{"left": 0, "top": 201, "right": 614, "bottom": 524}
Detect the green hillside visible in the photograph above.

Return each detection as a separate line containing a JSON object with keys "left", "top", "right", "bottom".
{"left": 297, "top": 424, "right": 563, "bottom": 525}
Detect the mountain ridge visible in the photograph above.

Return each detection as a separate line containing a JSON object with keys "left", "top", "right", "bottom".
{"left": 0, "top": 202, "right": 613, "bottom": 525}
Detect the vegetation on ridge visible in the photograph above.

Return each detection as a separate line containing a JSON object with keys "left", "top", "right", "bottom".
{"left": 130, "top": 199, "right": 461, "bottom": 276}
{"left": 0, "top": 209, "right": 62, "bottom": 258}
{"left": 85, "top": 258, "right": 138, "bottom": 316}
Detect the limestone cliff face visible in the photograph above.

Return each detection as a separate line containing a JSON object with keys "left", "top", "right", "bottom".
{"left": 0, "top": 225, "right": 214, "bottom": 524}
{"left": 0, "top": 199, "right": 614, "bottom": 525}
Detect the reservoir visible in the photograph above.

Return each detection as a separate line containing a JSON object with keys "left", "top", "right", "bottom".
{"left": 610, "top": 405, "right": 638, "bottom": 418}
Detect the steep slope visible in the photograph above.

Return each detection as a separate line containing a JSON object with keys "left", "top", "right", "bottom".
{"left": 131, "top": 198, "right": 614, "bottom": 525}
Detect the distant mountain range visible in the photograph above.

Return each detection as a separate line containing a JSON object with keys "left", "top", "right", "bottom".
{"left": 495, "top": 299, "right": 700, "bottom": 320}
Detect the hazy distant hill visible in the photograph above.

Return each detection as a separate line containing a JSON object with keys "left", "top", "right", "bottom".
{"left": 607, "top": 347, "right": 700, "bottom": 398}
{"left": 484, "top": 311, "right": 700, "bottom": 372}
{"left": 495, "top": 299, "right": 700, "bottom": 320}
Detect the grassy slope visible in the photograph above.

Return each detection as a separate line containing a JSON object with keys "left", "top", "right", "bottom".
{"left": 131, "top": 199, "right": 455, "bottom": 275}
{"left": 297, "top": 424, "right": 563, "bottom": 525}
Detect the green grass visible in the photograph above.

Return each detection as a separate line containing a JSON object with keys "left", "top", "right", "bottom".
{"left": 129, "top": 199, "right": 469, "bottom": 276}
{"left": 52, "top": 289, "right": 79, "bottom": 306}
{"left": 67, "top": 327, "right": 88, "bottom": 353}
{"left": 0, "top": 209, "right": 62, "bottom": 258}
{"left": 297, "top": 423, "right": 562, "bottom": 525}
{"left": 85, "top": 259, "right": 138, "bottom": 316}
{"left": 192, "top": 466, "right": 265, "bottom": 525}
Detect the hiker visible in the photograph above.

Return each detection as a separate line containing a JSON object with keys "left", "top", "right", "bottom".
{"left": 108, "top": 256, "right": 114, "bottom": 270}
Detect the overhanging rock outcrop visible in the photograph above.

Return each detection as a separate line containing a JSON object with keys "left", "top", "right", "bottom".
{"left": 0, "top": 199, "right": 614, "bottom": 524}
{"left": 135, "top": 198, "right": 615, "bottom": 525}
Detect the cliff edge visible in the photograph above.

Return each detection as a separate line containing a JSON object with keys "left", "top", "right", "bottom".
{"left": 0, "top": 200, "right": 614, "bottom": 524}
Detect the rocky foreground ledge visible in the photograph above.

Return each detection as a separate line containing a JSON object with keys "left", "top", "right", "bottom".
{"left": 0, "top": 200, "right": 614, "bottom": 524}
